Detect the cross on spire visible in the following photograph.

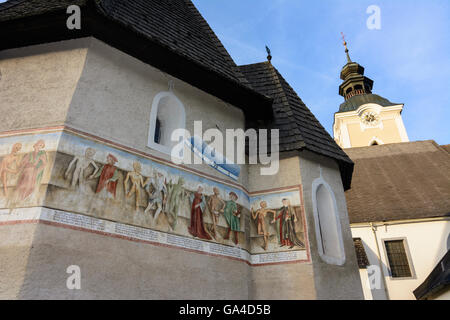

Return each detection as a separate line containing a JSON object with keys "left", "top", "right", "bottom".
{"left": 265, "top": 45, "right": 272, "bottom": 63}
{"left": 340, "top": 32, "right": 352, "bottom": 63}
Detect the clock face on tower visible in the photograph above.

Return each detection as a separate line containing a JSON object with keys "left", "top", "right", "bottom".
{"left": 361, "top": 111, "right": 380, "bottom": 126}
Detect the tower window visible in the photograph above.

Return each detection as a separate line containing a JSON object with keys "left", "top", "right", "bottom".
{"left": 354, "top": 84, "right": 364, "bottom": 94}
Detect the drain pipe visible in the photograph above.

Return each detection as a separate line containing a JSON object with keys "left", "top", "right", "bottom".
{"left": 370, "top": 222, "right": 390, "bottom": 300}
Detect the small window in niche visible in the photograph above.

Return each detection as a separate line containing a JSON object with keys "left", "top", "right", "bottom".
{"left": 148, "top": 91, "right": 186, "bottom": 157}
{"left": 154, "top": 118, "right": 161, "bottom": 144}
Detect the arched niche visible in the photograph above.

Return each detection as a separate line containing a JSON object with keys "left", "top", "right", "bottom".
{"left": 312, "top": 176, "right": 346, "bottom": 266}
{"left": 147, "top": 91, "right": 186, "bottom": 158}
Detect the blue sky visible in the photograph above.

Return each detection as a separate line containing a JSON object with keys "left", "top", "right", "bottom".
{"left": 193, "top": 0, "right": 450, "bottom": 145}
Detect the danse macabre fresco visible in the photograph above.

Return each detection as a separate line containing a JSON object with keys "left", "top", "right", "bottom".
{"left": 250, "top": 191, "right": 306, "bottom": 254}
{"left": 0, "top": 131, "right": 307, "bottom": 258}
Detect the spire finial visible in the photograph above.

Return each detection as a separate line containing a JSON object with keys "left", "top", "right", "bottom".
{"left": 265, "top": 45, "right": 272, "bottom": 63}
{"left": 340, "top": 32, "right": 352, "bottom": 63}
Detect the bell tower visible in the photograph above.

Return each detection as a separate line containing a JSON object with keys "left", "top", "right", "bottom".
{"left": 333, "top": 34, "right": 409, "bottom": 148}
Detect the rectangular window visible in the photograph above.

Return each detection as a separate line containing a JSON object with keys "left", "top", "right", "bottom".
{"left": 384, "top": 240, "right": 412, "bottom": 278}
{"left": 353, "top": 238, "right": 369, "bottom": 269}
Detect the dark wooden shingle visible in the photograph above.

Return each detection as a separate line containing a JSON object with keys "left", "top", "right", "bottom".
{"left": 240, "top": 62, "right": 354, "bottom": 189}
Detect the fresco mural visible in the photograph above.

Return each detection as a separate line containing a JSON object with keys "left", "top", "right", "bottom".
{"left": 0, "top": 130, "right": 307, "bottom": 261}
{"left": 0, "top": 134, "right": 57, "bottom": 209}
{"left": 249, "top": 190, "right": 306, "bottom": 255}
{"left": 0, "top": 142, "right": 22, "bottom": 197}
{"left": 65, "top": 147, "right": 98, "bottom": 191}
{"left": 15, "top": 139, "right": 48, "bottom": 203}
{"left": 251, "top": 201, "right": 276, "bottom": 250}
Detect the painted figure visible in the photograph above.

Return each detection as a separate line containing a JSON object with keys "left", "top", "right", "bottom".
{"left": 166, "top": 177, "right": 186, "bottom": 230}
{"left": 188, "top": 186, "right": 211, "bottom": 240}
{"left": 124, "top": 161, "right": 145, "bottom": 211}
{"left": 223, "top": 192, "right": 240, "bottom": 245}
{"left": 251, "top": 201, "right": 277, "bottom": 250}
{"left": 271, "top": 198, "right": 305, "bottom": 249}
{"left": 207, "top": 187, "right": 225, "bottom": 239}
{"left": 0, "top": 143, "right": 22, "bottom": 197}
{"left": 94, "top": 154, "right": 119, "bottom": 199}
{"left": 15, "top": 140, "right": 47, "bottom": 202}
{"left": 144, "top": 170, "right": 167, "bottom": 224}
{"left": 64, "top": 147, "right": 99, "bottom": 190}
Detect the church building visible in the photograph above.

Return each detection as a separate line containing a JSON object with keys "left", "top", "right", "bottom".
{"left": 333, "top": 39, "right": 409, "bottom": 148}
{"left": 333, "top": 39, "right": 450, "bottom": 300}
{"left": 0, "top": 0, "right": 364, "bottom": 299}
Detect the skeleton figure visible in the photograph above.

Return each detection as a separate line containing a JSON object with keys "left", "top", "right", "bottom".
{"left": 144, "top": 171, "right": 167, "bottom": 224}
{"left": 124, "top": 161, "right": 145, "bottom": 211}
{"left": 207, "top": 187, "right": 225, "bottom": 239}
{"left": 0, "top": 143, "right": 22, "bottom": 197}
{"left": 65, "top": 148, "right": 99, "bottom": 191}
{"left": 251, "top": 201, "right": 277, "bottom": 250}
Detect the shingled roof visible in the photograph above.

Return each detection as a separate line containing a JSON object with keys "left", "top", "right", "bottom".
{"left": 414, "top": 250, "right": 450, "bottom": 300}
{"left": 239, "top": 62, "right": 354, "bottom": 189}
{"left": 345, "top": 140, "right": 450, "bottom": 224}
{"left": 0, "top": 0, "right": 88, "bottom": 21}
{"left": 0, "top": 0, "right": 248, "bottom": 86}
{"left": 0, "top": 0, "right": 272, "bottom": 118}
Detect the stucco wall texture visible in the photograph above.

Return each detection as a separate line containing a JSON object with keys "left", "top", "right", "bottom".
{"left": 4, "top": 222, "right": 251, "bottom": 300}
{"left": 0, "top": 39, "right": 363, "bottom": 300}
